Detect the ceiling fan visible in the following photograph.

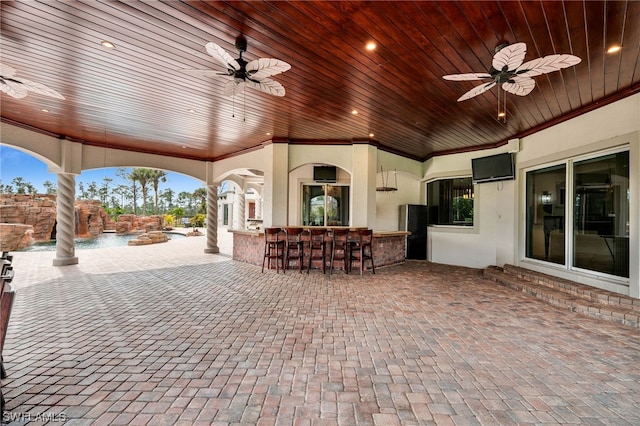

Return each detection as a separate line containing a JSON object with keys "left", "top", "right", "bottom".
{"left": 0, "top": 63, "right": 65, "bottom": 100}
{"left": 184, "top": 37, "right": 291, "bottom": 97}
{"left": 443, "top": 42, "right": 581, "bottom": 102}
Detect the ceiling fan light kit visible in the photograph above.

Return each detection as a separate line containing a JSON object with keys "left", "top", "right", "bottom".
{"left": 443, "top": 42, "right": 581, "bottom": 121}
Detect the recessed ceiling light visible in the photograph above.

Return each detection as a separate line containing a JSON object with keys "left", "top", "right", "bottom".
{"left": 351, "top": 109, "right": 358, "bottom": 115}
{"left": 266, "top": 132, "right": 271, "bottom": 136}
{"left": 607, "top": 45, "right": 621, "bottom": 54}
{"left": 181, "top": 145, "right": 187, "bottom": 149}
{"left": 41, "top": 108, "right": 49, "bottom": 113}
{"left": 369, "top": 133, "right": 375, "bottom": 138}
{"left": 101, "top": 40, "right": 116, "bottom": 49}
{"left": 188, "top": 108, "right": 196, "bottom": 113}
{"left": 365, "top": 41, "right": 377, "bottom": 51}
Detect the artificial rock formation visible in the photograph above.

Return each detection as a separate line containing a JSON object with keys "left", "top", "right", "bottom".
{"left": 116, "top": 214, "right": 164, "bottom": 235}
{"left": 128, "top": 231, "right": 169, "bottom": 246}
{"left": 0, "top": 194, "right": 116, "bottom": 251}
{"left": 0, "top": 194, "right": 57, "bottom": 241}
{"left": 0, "top": 224, "right": 34, "bottom": 251}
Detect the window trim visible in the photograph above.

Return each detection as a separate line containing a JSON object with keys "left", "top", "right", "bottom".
{"left": 426, "top": 175, "right": 476, "bottom": 229}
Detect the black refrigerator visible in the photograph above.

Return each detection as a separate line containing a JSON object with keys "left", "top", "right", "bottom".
{"left": 399, "top": 204, "right": 428, "bottom": 260}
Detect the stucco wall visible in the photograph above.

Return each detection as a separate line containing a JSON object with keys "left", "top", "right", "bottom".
{"left": 425, "top": 93, "right": 640, "bottom": 297}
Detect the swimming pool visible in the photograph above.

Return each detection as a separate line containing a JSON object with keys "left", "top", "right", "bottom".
{"left": 21, "top": 232, "right": 185, "bottom": 252}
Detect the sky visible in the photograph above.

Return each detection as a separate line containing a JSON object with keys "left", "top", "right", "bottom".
{"left": 0, "top": 145, "right": 205, "bottom": 195}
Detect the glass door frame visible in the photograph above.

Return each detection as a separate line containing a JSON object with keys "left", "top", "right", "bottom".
{"left": 521, "top": 145, "right": 630, "bottom": 282}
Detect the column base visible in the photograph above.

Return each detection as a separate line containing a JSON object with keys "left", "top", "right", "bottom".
{"left": 52, "top": 257, "right": 79, "bottom": 266}
{"left": 204, "top": 247, "right": 220, "bottom": 254}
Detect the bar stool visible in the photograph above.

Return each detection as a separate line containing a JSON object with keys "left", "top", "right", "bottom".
{"left": 285, "top": 227, "right": 305, "bottom": 273}
{"left": 261, "top": 227, "right": 285, "bottom": 273}
{"left": 307, "top": 228, "right": 328, "bottom": 273}
{"left": 349, "top": 228, "right": 376, "bottom": 275}
{"left": 329, "top": 228, "right": 350, "bottom": 275}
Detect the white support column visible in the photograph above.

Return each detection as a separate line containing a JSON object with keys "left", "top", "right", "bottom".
{"left": 351, "top": 144, "right": 377, "bottom": 228}
{"left": 256, "top": 193, "right": 263, "bottom": 220}
{"left": 263, "top": 143, "right": 289, "bottom": 227}
{"left": 53, "top": 173, "right": 78, "bottom": 266}
{"left": 204, "top": 184, "right": 220, "bottom": 254}
{"left": 235, "top": 191, "right": 246, "bottom": 230}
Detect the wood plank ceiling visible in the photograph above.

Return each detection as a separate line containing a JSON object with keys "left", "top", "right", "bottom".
{"left": 1, "top": 0, "right": 639, "bottom": 162}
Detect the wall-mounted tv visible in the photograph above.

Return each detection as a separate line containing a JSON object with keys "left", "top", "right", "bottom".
{"left": 313, "top": 166, "right": 337, "bottom": 182}
{"left": 471, "top": 152, "right": 515, "bottom": 184}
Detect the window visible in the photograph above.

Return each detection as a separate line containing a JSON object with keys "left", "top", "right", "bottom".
{"left": 427, "top": 177, "right": 474, "bottom": 226}
{"left": 525, "top": 150, "right": 629, "bottom": 278}
{"left": 302, "top": 184, "right": 349, "bottom": 226}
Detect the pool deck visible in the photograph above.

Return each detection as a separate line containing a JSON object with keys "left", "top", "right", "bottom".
{"left": 1, "top": 226, "right": 639, "bottom": 425}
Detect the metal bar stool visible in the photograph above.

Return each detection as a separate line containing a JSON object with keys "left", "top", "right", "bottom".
{"left": 285, "top": 227, "right": 305, "bottom": 273}
{"left": 307, "top": 228, "right": 328, "bottom": 273}
{"left": 349, "top": 228, "right": 376, "bottom": 275}
{"left": 261, "top": 227, "right": 285, "bottom": 273}
{"left": 329, "top": 228, "right": 350, "bottom": 275}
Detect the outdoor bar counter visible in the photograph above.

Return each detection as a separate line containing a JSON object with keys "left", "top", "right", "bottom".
{"left": 230, "top": 228, "right": 410, "bottom": 268}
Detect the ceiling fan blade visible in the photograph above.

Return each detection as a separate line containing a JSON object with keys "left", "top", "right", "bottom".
{"left": 492, "top": 42, "right": 526, "bottom": 72}
{"left": 502, "top": 76, "right": 536, "bottom": 96}
{"left": 12, "top": 77, "right": 65, "bottom": 99}
{"left": 246, "top": 78, "right": 286, "bottom": 97}
{"left": 0, "top": 63, "right": 18, "bottom": 78}
{"left": 205, "top": 42, "right": 240, "bottom": 71}
{"left": 442, "top": 73, "right": 492, "bottom": 81}
{"left": 1, "top": 79, "right": 28, "bottom": 98}
{"left": 515, "top": 54, "right": 582, "bottom": 77}
{"left": 246, "top": 58, "right": 291, "bottom": 80}
{"left": 181, "top": 69, "right": 232, "bottom": 78}
{"left": 457, "top": 81, "right": 496, "bottom": 101}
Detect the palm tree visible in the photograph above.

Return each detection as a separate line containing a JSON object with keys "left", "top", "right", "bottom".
{"left": 149, "top": 169, "right": 167, "bottom": 213}
{"left": 129, "top": 168, "right": 154, "bottom": 215}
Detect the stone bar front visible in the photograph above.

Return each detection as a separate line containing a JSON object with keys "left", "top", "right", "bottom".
{"left": 230, "top": 229, "right": 409, "bottom": 269}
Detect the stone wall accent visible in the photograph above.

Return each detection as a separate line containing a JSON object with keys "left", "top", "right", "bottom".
{"left": 0, "top": 224, "right": 34, "bottom": 251}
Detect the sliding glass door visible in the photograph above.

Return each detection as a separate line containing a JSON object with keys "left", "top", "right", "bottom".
{"left": 525, "top": 149, "right": 629, "bottom": 278}
{"left": 573, "top": 152, "right": 629, "bottom": 277}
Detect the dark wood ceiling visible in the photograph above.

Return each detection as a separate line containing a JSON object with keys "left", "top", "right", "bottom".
{"left": 1, "top": 1, "right": 639, "bottom": 162}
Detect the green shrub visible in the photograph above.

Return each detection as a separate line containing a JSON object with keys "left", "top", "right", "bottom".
{"left": 191, "top": 213, "right": 205, "bottom": 227}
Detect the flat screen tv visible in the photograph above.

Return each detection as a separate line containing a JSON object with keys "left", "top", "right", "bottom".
{"left": 471, "top": 152, "right": 515, "bottom": 184}
{"left": 313, "top": 166, "right": 337, "bottom": 182}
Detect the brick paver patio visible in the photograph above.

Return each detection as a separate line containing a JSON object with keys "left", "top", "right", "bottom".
{"left": 2, "top": 230, "right": 639, "bottom": 425}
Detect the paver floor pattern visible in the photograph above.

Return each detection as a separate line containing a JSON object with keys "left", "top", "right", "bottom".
{"left": 2, "top": 232, "right": 640, "bottom": 425}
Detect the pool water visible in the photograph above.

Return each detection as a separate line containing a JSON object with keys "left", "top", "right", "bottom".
{"left": 21, "top": 232, "right": 184, "bottom": 252}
